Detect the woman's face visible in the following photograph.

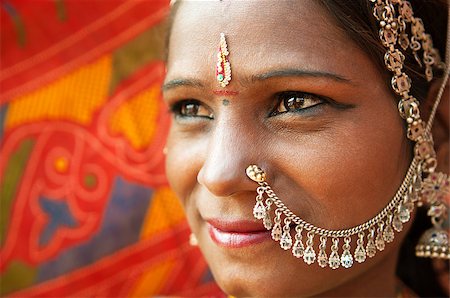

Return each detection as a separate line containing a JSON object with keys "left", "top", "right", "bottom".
{"left": 163, "top": 1, "right": 411, "bottom": 296}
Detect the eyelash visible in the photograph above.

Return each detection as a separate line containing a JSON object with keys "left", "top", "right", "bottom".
{"left": 170, "top": 100, "right": 214, "bottom": 119}
{"left": 270, "top": 91, "right": 325, "bottom": 116}
{"left": 169, "top": 91, "right": 325, "bottom": 119}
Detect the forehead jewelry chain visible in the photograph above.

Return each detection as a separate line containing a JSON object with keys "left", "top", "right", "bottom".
{"left": 245, "top": 0, "right": 449, "bottom": 269}
{"left": 216, "top": 33, "right": 231, "bottom": 87}
{"left": 371, "top": 0, "right": 450, "bottom": 259}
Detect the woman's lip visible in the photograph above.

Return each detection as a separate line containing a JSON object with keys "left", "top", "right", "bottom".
{"left": 206, "top": 219, "right": 266, "bottom": 232}
{"left": 206, "top": 220, "right": 271, "bottom": 248}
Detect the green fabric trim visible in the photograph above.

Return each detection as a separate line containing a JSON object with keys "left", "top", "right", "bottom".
{"left": 0, "top": 138, "right": 35, "bottom": 245}
{"left": 0, "top": 260, "right": 36, "bottom": 295}
{"left": 110, "top": 21, "right": 166, "bottom": 93}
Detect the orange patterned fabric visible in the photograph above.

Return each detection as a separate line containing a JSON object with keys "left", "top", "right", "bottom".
{"left": 0, "top": 1, "right": 223, "bottom": 296}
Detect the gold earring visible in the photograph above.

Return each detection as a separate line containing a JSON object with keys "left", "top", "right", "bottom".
{"left": 216, "top": 33, "right": 231, "bottom": 87}
{"left": 415, "top": 172, "right": 450, "bottom": 258}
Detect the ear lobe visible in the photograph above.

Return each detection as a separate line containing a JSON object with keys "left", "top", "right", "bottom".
{"left": 422, "top": 77, "right": 449, "bottom": 173}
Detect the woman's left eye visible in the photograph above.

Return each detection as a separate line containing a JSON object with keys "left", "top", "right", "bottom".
{"left": 271, "top": 91, "right": 324, "bottom": 116}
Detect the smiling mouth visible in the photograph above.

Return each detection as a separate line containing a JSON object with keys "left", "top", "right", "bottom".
{"left": 206, "top": 219, "right": 272, "bottom": 248}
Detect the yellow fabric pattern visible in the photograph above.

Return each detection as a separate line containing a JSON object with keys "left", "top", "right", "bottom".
{"left": 109, "top": 84, "right": 161, "bottom": 150}
{"left": 129, "top": 260, "right": 175, "bottom": 297}
{"left": 140, "top": 187, "right": 185, "bottom": 239}
{"left": 5, "top": 55, "right": 112, "bottom": 130}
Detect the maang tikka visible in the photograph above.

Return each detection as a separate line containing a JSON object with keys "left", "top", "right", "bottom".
{"left": 216, "top": 33, "right": 231, "bottom": 87}
{"left": 246, "top": 0, "right": 450, "bottom": 269}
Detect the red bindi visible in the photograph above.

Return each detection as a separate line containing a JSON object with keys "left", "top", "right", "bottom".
{"left": 212, "top": 90, "right": 239, "bottom": 96}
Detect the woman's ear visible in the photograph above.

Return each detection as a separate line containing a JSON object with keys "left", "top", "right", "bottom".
{"left": 422, "top": 76, "right": 449, "bottom": 174}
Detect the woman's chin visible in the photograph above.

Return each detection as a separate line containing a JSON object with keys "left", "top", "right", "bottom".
{"left": 203, "top": 249, "right": 327, "bottom": 297}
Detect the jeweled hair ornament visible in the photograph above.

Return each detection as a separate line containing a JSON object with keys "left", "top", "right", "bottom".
{"left": 216, "top": 33, "right": 231, "bottom": 87}
{"left": 246, "top": 0, "right": 450, "bottom": 269}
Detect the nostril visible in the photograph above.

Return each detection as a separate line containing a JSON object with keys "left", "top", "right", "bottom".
{"left": 197, "top": 161, "right": 257, "bottom": 197}
{"left": 197, "top": 126, "right": 262, "bottom": 197}
{"left": 197, "top": 164, "right": 238, "bottom": 197}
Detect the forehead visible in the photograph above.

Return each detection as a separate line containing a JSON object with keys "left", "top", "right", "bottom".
{"left": 166, "top": 0, "right": 366, "bottom": 85}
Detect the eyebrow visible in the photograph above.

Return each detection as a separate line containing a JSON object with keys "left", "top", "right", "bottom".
{"left": 251, "top": 68, "right": 351, "bottom": 83}
{"left": 162, "top": 68, "right": 352, "bottom": 92}
{"left": 162, "top": 78, "right": 204, "bottom": 92}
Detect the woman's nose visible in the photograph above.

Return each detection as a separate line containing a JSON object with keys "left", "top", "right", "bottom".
{"left": 197, "top": 121, "right": 259, "bottom": 197}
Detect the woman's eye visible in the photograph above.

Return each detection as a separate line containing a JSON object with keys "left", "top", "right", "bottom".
{"left": 272, "top": 91, "right": 324, "bottom": 115}
{"left": 171, "top": 100, "right": 213, "bottom": 119}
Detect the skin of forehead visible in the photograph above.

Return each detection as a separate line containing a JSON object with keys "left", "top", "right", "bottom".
{"left": 166, "top": 0, "right": 377, "bottom": 90}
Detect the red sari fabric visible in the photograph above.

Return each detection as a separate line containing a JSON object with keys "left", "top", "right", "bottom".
{"left": 0, "top": 1, "right": 223, "bottom": 296}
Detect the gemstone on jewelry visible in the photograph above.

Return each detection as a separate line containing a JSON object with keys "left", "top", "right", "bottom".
{"left": 263, "top": 212, "right": 273, "bottom": 230}
{"left": 398, "top": 204, "right": 411, "bottom": 223}
{"left": 341, "top": 250, "right": 353, "bottom": 268}
{"left": 328, "top": 251, "right": 340, "bottom": 269}
{"left": 253, "top": 200, "right": 266, "bottom": 219}
{"left": 280, "top": 230, "right": 293, "bottom": 250}
{"left": 215, "top": 33, "right": 231, "bottom": 87}
{"left": 427, "top": 230, "right": 449, "bottom": 246}
{"left": 292, "top": 240, "right": 305, "bottom": 258}
{"left": 415, "top": 140, "right": 434, "bottom": 159}
{"left": 383, "top": 224, "right": 395, "bottom": 243}
{"left": 392, "top": 215, "right": 403, "bottom": 232}
{"left": 393, "top": 73, "right": 411, "bottom": 94}
{"left": 271, "top": 222, "right": 282, "bottom": 241}
{"left": 421, "top": 172, "right": 450, "bottom": 204}
{"left": 427, "top": 204, "right": 446, "bottom": 218}
{"left": 382, "top": 28, "right": 397, "bottom": 45}
{"left": 407, "top": 120, "right": 425, "bottom": 141}
{"left": 376, "top": 232, "right": 385, "bottom": 251}
{"left": 416, "top": 227, "right": 450, "bottom": 259}
{"left": 385, "top": 49, "right": 405, "bottom": 71}
{"left": 303, "top": 246, "right": 316, "bottom": 265}
{"left": 318, "top": 249, "right": 328, "bottom": 268}
{"left": 246, "top": 165, "right": 266, "bottom": 182}
{"left": 366, "top": 238, "right": 377, "bottom": 258}
{"left": 354, "top": 244, "right": 367, "bottom": 263}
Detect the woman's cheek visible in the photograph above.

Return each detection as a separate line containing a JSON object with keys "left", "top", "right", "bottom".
{"left": 165, "top": 130, "right": 204, "bottom": 205}
{"left": 265, "top": 116, "right": 407, "bottom": 228}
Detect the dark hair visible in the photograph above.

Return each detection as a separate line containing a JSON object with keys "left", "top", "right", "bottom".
{"left": 165, "top": 1, "right": 449, "bottom": 296}
{"left": 317, "top": 1, "right": 448, "bottom": 296}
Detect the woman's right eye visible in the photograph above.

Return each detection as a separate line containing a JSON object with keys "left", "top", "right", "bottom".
{"left": 170, "top": 100, "right": 213, "bottom": 119}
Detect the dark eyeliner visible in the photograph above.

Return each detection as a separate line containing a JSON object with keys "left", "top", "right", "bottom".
{"left": 270, "top": 91, "right": 355, "bottom": 117}
{"left": 169, "top": 99, "right": 214, "bottom": 119}
{"left": 270, "top": 91, "right": 325, "bottom": 116}
{"left": 169, "top": 99, "right": 196, "bottom": 115}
